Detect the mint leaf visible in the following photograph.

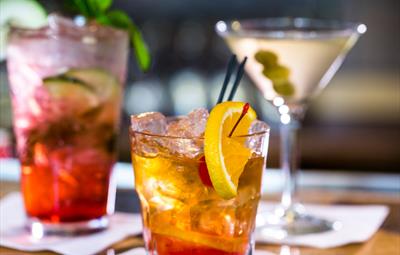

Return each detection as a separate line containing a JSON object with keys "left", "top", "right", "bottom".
{"left": 68, "top": 1, "right": 152, "bottom": 72}
{"left": 86, "top": 0, "right": 101, "bottom": 16}
{"left": 70, "top": 0, "right": 110, "bottom": 18}
{"left": 130, "top": 24, "right": 151, "bottom": 72}
{"left": 71, "top": 0, "right": 90, "bottom": 17}
{"left": 86, "top": 0, "right": 112, "bottom": 16}
{"left": 100, "top": 10, "right": 131, "bottom": 29}
{"left": 98, "top": 10, "right": 151, "bottom": 72}
{"left": 96, "top": 0, "right": 112, "bottom": 12}
{"left": 95, "top": 14, "right": 109, "bottom": 25}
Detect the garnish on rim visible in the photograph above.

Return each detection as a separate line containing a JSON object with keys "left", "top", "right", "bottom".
{"left": 198, "top": 55, "right": 250, "bottom": 192}
{"left": 68, "top": 0, "right": 151, "bottom": 72}
{"left": 197, "top": 55, "right": 252, "bottom": 197}
{"left": 0, "top": 0, "right": 47, "bottom": 61}
{"left": 228, "top": 103, "right": 250, "bottom": 137}
{"left": 198, "top": 102, "right": 252, "bottom": 190}
{"left": 203, "top": 101, "right": 256, "bottom": 199}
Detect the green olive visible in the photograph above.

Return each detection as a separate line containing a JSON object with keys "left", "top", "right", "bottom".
{"left": 272, "top": 80, "right": 295, "bottom": 96}
{"left": 262, "top": 65, "right": 290, "bottom": 81}
{"left": 254, "top": 50, "right": 278, "bottom": 68}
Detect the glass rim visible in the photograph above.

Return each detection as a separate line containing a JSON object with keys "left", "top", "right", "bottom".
{"left": 130, "top": 116, "right": 270, "bottom": 140}
{"left": 215, "top": 17, "right": 367, "bottom": 39}
{"left": 9, "top": 13, "right": 128, "bottom": 40}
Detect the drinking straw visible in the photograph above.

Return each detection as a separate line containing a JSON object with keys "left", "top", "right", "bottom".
{"left": 217, "top": 55, "right": 237, "bottom": 104}
{"left": 227, "top": 56, "right": 248, "bottom": 101}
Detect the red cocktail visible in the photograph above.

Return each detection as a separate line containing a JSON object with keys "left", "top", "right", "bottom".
{"left": 7, "top": 14, "right": 128, "bottom": 233}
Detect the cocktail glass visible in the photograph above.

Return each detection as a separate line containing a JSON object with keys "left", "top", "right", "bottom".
{"left": 216, "top": 18, "right": 366, "bottom": 236}
{"left": 7, "top": 14, "right": 129, "bottom": 234}
{"left": 130, "top": 113, "right": 269, "bottom": 255}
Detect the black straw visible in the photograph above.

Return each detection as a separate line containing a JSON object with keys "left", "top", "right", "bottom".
{"left": 217, "top": 55, "right": 237, "bottom": 104}
{"left": 227, "top": 56, "right": 247, "bottom": 101}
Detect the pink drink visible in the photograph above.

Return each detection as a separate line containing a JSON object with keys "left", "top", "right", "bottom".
{"left": 7, "top": 15, "right": 128, "bottom": 231}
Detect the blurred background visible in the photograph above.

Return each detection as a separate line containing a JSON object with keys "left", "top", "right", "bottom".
{"left": 0, "top": 0, "right": 399, "bottom": 172}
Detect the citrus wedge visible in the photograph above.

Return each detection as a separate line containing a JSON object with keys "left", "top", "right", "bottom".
{"left": 204, "top": 101, "right": 256, "bottom": 199}
{"left": 0, "top": 0, "right": 47, "bottom": 60}
{"left": 42, "top": 77, "right": 100, "bottom": 115}
{"left": 64, "top": 68, "right": 121, "bottom": 102}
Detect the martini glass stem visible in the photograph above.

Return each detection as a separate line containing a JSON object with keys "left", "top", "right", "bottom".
{"left": 280, "top": 120, "right": 300, "bottom": 210}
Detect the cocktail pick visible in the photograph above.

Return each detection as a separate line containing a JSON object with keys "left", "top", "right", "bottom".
{"left": 228, "top": 103, "right": 250, "bottom": 137}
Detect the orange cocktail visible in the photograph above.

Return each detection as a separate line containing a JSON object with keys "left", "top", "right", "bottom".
{"left": 130, "top": 103, "right": 269, "bottom": 254}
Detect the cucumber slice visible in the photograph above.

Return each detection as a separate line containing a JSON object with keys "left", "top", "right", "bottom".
{"left": 43, "top": 77, "right": 100, "bottom": 115}
{"left": 62, "top": 68, "right": 122, "bottom": 124}
{"left": 64, "top": 68, "right": 121, "bottom": 102}
{"left": 0, "top": 0, "right": 47, "bottom": 60}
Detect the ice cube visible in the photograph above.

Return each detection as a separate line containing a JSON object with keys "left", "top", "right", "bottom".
{"left": 247, "top": 120, "right": 269, "bottom": 154}
{"left": 131, "top": 112, "right": 167, "bottom": 135}
{"left": 163, "top": 134, "right": 203, "bottom": 159}
{"left": 48, "top": 14, "right": 124, "bottom": 42}
{"left": 186, "top": 108, "right": 209, "bottom": 137}
{"left": 190, "top": 200, "right": 236, "bottom": 236}
{"left": 143, "top": 175, "right": 190, "bottom": 218}
{"left": 131, "top": 132, "right": 160, "bottom": 157}
{"left": 164, "top": 108, "right": 208, "bottom": 158}
{"left": 235, "top": 204, "right": 257, "bottom": 236}
{"left": 131, "top": 112, "right": 167, "bottom": 157}
{"left": 153, "top": 162, "right": 207, "bottom": 203}
{"left": 166, "top": 117, "right": 190, "bottom": 137}
{"left": 167, "top": 108, "right": 208, "bottom": 138}
{"left": 249, "top": 120, "right": 269, "bottom": 134}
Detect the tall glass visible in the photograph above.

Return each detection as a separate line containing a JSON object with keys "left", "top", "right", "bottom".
{"left": 7, "top": 14, "right": 129, "bottom": 234}
{"left": 130, "top": 117, "right": 269, "bottom": 255}
{"left": 216, "top": 18, "right": 365, "bottom": 236}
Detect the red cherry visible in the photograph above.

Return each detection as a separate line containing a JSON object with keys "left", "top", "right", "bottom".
{"left": 198, "top": 156, "right": 213, "bottom": 188}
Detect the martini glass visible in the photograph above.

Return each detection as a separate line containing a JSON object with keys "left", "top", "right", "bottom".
{"left": 216, "top": 18, "right": 366, "bottom": 237}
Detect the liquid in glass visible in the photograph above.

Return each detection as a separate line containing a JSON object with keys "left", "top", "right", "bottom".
{"left": 130, "top": 113, "right": 269, "bottom": 254}
{"left": 7, "top": 15, "right": 129, "bottom": 231}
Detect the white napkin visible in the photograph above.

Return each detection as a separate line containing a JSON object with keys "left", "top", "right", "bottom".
{"left": 255, "top": 201, "right": 389, "bottom": 248}
{"left": 120, "top": 247, "right": 276, "bottom": 255}
{"left": 0, "top": 193, "right": 389, "bottom": 253}
{"left": 0, "top": 193, "right": 143, "bottom": 255}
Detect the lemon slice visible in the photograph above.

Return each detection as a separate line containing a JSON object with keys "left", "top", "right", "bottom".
{"left": 204, "top": 101, "right": 256, "bottom": 199}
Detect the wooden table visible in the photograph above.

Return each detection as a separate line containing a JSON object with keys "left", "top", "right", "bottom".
{"left": 1, "top": 181, "right": 399, "bottom": 255}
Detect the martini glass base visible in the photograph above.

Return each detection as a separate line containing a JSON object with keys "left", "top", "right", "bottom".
{"left": 257, "top": 204, "right": 340, "bottom": 239}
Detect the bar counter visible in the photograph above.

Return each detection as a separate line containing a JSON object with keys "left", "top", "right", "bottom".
{"left": 0, "top": 179, "right": 398, "bottom": 255}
